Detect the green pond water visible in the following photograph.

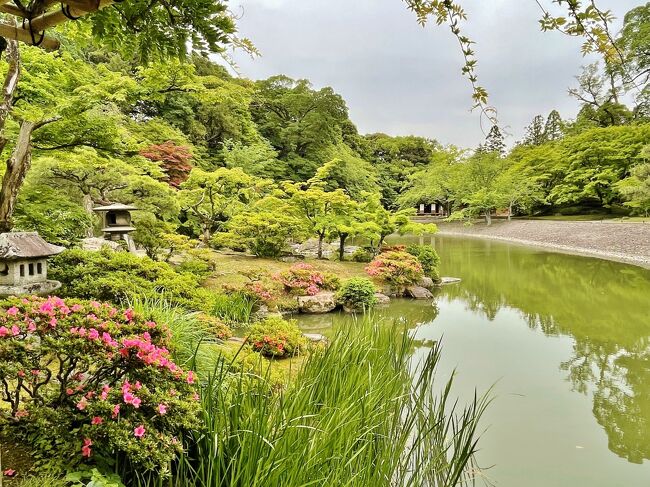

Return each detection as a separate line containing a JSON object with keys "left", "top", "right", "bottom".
{"left": 296, "top": 235, "right": 650, "bottom": 487}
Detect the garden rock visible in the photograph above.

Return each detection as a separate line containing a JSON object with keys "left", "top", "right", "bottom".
{"left": 303, "top": 333, "right": 328, "bottom": 343}
{"left": 297, "top": 292, "right": 337, "bottom": 313}
{"left": 374, "top": 292, "right": 390, "bottom": 306}
{"left": 439, "top": 277, "right": 462, "bottom": 285}
{"left": 405, "top": 285, "right": 434, "bottom": 299}
{"left": 418, "top": 277, "right": 435, "bottom": 289}
{"left": 81, "top": 237, "right": 121, "bottom": 252}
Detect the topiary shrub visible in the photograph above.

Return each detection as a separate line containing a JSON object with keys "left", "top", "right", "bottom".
{"left": 0, "top": 296, "right": 200, "bottom": 475}
{"left": 274, "top": 263, "right": 340, "bottom": 296}
{"left": 350, "top": 248, "right": 374, "bottom": 263}
{"left": 336, "top": 278, "right": 378, "bottom": 312}
{"left": 365, "top": 251, "right": 423, "bottom": 289}
{"left": 406, "top": 244, "right": 441, "bottom": 281}
{"left": 196, "top": 313, "right": 233, "bottom": 340}
{"left": 246, "top": 317, "right": 306, "bottom": 358}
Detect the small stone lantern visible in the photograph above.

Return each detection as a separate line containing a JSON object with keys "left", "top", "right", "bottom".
{"left": 93, "top": 203, "right": 137, "bottom": 252}
{"left": 0, "top": 232, "right": 65, "bottom": 296}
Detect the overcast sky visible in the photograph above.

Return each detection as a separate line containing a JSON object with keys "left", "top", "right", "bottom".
{"left": 222, "top": 0, "right": 642, "bottom": 148}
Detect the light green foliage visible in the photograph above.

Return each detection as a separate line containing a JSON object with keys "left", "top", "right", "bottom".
{"left": 180, "top": 167, "right": 271, "bottom": 242}
{"left": 14, "top": 184, "right": 92, "bottom": 245}
{"left": 222, "top": 139, "right": 286, "bottom": 179}
{"left": 617, "top": 148, "right": 650, "bottom": 216}
{"left": 336, "top": 277, "right": 378, "bottom": 311}
{"left": 210, "top": 292, "right": 258, "bottom": 326}
{"left": 309, "top": 144, "right": 379, "bottom": 200}
{"left": 246, "top": 317, "right": 306, "bottom": 358}
{"left": 212, "top": 197, "right": 308, "bottom": 257}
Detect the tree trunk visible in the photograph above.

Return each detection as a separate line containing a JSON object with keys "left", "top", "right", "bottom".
{"left": 82, "top": 193, "right": 95, "bottom": 237}
{"left": 202, "top": 226, "right": 211, "bottom": 245}
{"left": 485, "top": 210, "right": 492, "bottom": 226}
{"left": 338, "top": 233, "right": 348, "bottom": 261}
{"left": 508, "top": 202, "right": 513, "bottom": 221}
{"left": 0, "top": 121, "right": 37, "bottom": 232}
{"left": 0, "top": 40, "right": 20, "bottom": 155}
{"left": 317, "top": 233, "right": 324, "bottom": 259}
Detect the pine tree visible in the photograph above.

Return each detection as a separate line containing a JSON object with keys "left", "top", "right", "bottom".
{"left": 521, "top": 115, "right": 546, "bottom": 146}
{"left": 543, "top": 110, "right": 564, "bottom": 141}
{"left": 483, "top": 125, "right": 506, "bottom": 156}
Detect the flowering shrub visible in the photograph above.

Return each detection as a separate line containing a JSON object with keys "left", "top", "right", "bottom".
{"left": 0, "top": 296, "right": 200, "bottom": 474}
{"left": 247, "top": 317, "right": 306, "bottom": 358}
{"left": 196, "top": 313, "right": 232, "bottom": 340}
{"left": 274, "top": 263, "right": 340, "bottom": 296}
{"left": 336, "top": 278, "right": 378, "bottom": 311}
{"left": 365, "top": 251, "right": 424, "bottom": 288}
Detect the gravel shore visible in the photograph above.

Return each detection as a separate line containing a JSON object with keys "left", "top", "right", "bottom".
{"left": 435, "top": 220, "right": 650, "bottom": 269}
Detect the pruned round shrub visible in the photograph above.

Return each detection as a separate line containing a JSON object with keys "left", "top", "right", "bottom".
{"left": 196, "top": 313, "right": 233, "bottom": 340}
{"left": 350, "top": 248, "right": 374, "bottom": 263}
{"left": 336, "top": 278, "right": 377, "bottom": 311}
{"left": 406, "top": 244, "right": 441, "bottom": 281}
{"left": 365, "top": 250, "right": 423, "bottom": 288}
{"left": 0, "top": 296, "right": 200, "bottom": 475}
{"left": 246, "top": 317, "right": 306, "bottom": 358}
{"left": 274, "top": 263, "right": 340, "bottom": 296}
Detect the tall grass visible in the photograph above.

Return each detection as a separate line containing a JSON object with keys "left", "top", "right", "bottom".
{"left": 169, "top": 317, "right": 488, "bottom": 487}
{"left": 209, "top": 292, "right": 257, "bottom": 326}
{"left": 127, "top": 296, "right": 220, "bottom": 371}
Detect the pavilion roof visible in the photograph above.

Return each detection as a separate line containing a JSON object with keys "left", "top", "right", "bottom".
{"left": 0, "top": 232, "right": 65, "bottom": 260}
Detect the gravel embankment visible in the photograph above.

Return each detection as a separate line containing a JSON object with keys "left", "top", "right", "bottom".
{"left": 435, "top": 220, "right": 650, "bottom": 268}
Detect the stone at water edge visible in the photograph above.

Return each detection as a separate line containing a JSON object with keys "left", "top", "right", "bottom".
{"left": 303, "top": 333, "right": 327, "bottom": 343}
{"left": 439, "top": 277, "right": 462, "bottom": 285}
{"left": 374, "top": 292, "right": 390, "bottom": 306}
{"left": 405, "top": 285, "right": 434, "bottom": 299}
{"left": 296, "top": 291, "right": 337, "bottom": 313}
{"left": 418, "top": 277, "right": 435, "bottom": 289}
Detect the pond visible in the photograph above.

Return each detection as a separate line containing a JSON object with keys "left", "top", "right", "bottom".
{"left": 296, "top": 235, "right": 650, "bottom": 486}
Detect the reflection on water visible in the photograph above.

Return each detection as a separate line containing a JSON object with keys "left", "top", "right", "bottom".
{"left": 296, "top": 235, "right": 650, "bottom": 486}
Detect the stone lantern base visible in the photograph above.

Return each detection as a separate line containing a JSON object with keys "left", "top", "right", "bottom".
{"left": 0, "top": 279, "right": 62, "bottom": 297}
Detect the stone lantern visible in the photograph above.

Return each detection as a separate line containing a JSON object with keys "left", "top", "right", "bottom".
{"left": 93, "top": 203, "right": 137, "bottom": 252}
{"left": 0, "top": 232, "right": 65, "bottom": 296}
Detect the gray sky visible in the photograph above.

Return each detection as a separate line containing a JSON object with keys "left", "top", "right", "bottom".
{"left": 223, "top": 0, "right": 642, "bottom": 148}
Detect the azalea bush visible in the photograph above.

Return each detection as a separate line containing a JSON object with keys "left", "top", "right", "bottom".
{"left": 336, "top": 278, "right": 378, "bottom": 311}
{"left": 246, "top": 317, "right": 306, "bottom": 358}
{"left": 274, "top": 263, "right": 340, "bottom": 296}
{"left": 0, "top": 297, "right": 200, "bottom": 475}
{"left": 365, "top": 251, "right": 424, "bottom": 288}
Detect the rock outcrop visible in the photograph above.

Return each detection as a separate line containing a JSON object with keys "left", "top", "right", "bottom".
{"left": 297, "top": 292, "right": 337, "bottom": 313}
{"left": 405, "top": 285, "right": 434, "bottom": 299}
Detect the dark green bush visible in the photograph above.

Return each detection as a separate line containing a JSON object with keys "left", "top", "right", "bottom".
{"left": 336, "top": 277, "right": 377, "bottom": 311}
{"left": 406, "top": 245, "right": 441, "bottom": 281}
{"left": 49, "top": 248, "right": 202, "bottom": 309}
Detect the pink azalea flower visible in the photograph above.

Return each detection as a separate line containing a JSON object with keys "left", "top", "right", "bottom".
{"left": 133, "top": 425, "right": 146, "bottom": 438}
{"left": 0, "top": 326, "right": 7, "bottom": 337}
{"left": 11, "top": 325, "right": 20, "bottom": 336}
{"left": 76, "top": 398, "right": 88, "bottom": 411}
{"left": 134, "top": 381, "right": 142, "bottom": 390}
{"left": 49, "top": 317, "right": 57, "bottom": 328}
{"left": 124, "top": 308, "right": 135, "bottom": 321}
{"left": 71, "top": 304, "right": 83, "bottom": 312}
{"left": 112, "top": 404, "right": 120, "bottom": 419}
{"left": 27, "top": 322, "right": 36, "bottom": 332}
{"left": 66, "top": 388, "right": 74, "bottom": 396}
{"left": 88, "top": 328, "right": 99, "bottom": 340}
{"left": 3, "top": 468, "right": 16, "bottom": 477}
{"left": 192, "top": 392, "right": 200, "bottom": 401}
{"left": 6, "top": 306, "right": 18, "bottom": 316}
{"left": 81, "top": 438, "right": 92, "bottom": 457}
{"left": 186, "top": 371, "right": 195, "bottom": 384}
{"left": 157, "top": 403, "right": 167, "bottom": 415}
{"left": 131, "top": 397, "right": 142, "bottom": 408}
{"left": 91, "top": 416, "right": 103, "bottom": 425}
